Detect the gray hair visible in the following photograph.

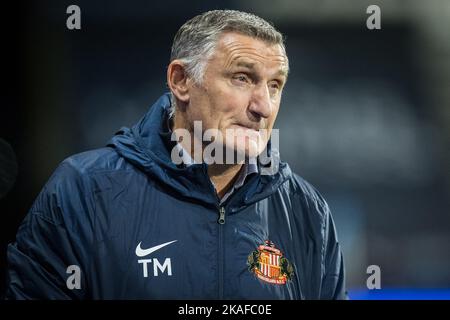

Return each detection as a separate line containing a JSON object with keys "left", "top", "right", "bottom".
{"left": 168, "top": 10, "right": 288, "bottom": 116}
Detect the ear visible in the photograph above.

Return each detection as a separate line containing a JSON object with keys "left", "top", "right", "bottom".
{"left": 167, "top": 60, "right": 190, "bottom": 105}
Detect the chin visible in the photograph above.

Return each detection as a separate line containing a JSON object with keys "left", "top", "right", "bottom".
{"left": 233, "top": 139, "right": 266, "bottom": 161}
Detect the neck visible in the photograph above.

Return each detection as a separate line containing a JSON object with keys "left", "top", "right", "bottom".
{"left": 208, "top": 163, "right": 243, "bottom": 199}
{"left": 172, "top": 111, "right": 244, "bottom": 199}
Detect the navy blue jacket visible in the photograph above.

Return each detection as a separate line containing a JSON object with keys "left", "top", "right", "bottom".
{"left": 5, "top": 93, "right": 346, "bottom": 299}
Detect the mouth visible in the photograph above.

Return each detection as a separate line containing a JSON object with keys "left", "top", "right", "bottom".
{"left": 235, "top": 123, "right": 262, "bottom": 132}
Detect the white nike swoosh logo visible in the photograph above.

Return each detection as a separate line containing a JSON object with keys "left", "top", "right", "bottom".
{"left": 135, "top": 240, "right": 178, "bottom": 257}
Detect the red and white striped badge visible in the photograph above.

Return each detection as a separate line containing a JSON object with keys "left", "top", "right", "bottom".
{"left": 247, "top": 240, "right": 294, "bottom": 285}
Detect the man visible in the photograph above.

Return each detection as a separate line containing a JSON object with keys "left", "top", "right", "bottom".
{"left": 5, "top": 10, "right": 346, "bottom": 299}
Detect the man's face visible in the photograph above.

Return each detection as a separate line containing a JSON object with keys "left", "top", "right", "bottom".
{"left": 185, "top": 32, "right": 288, "bottom": 160}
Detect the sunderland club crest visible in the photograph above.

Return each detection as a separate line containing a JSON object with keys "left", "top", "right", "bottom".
{"left": 247, "top": 240, "right": 294, "bottom": 285}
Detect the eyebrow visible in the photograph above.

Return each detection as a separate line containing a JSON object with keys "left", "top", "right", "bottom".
{"left": 276, "top": 68, "right": 289, "bottom": 78}
{"left": 232, "top": 60, "right": 288, "bottom": 80}
{"left": 235, "top": 61, "right": 256, "bottom": 69}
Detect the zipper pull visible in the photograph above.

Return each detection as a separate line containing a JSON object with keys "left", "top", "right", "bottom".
{"left": 218, "top": 206, "right": 226, "bottom": 225}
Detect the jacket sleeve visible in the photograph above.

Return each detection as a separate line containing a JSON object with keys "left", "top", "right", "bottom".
{"left": 320, "top": 207, "right": 348, "bottom": 300}
{"left": 4, "top": 160, "right": 94, "bottom": 300}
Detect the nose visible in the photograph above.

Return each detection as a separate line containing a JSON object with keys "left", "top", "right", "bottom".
{"left": 248, "top": 83, "right": 272, "bottom": 120}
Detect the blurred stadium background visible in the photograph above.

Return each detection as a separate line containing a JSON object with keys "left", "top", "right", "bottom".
{"left": 1, "top": 0, "right": 449, "bottom": 299}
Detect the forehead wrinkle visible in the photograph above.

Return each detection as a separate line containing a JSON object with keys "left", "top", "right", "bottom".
{"left": 220, "top": 38, "right": 286, "bottom": 68}
{"left": 223, "top": 48, "right": 286, "bottom": 70}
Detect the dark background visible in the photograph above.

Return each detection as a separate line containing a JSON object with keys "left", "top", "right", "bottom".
{"left": 1, "top": 0, "right": 449, "bottom": 299}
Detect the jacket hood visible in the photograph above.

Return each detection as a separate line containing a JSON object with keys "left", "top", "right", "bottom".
{"left": 108, "top": 93, "right": 292, "bottom": 211}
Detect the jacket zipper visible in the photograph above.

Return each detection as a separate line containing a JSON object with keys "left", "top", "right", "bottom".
{"left": 218, "top": 206, "right": 225, "bottom": 299}
{"left": 218, "top": 206, "right": 225, "bottom": 224}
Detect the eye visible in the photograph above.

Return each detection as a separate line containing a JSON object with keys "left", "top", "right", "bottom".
{"left": 232, "top": 73, "right": 250, "bottom": 85}
{"left": 268, "top": 81, "right": 281, "bottom": 95}
{"left": 269, "top": 82, "right": 280, "bottom": 90}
